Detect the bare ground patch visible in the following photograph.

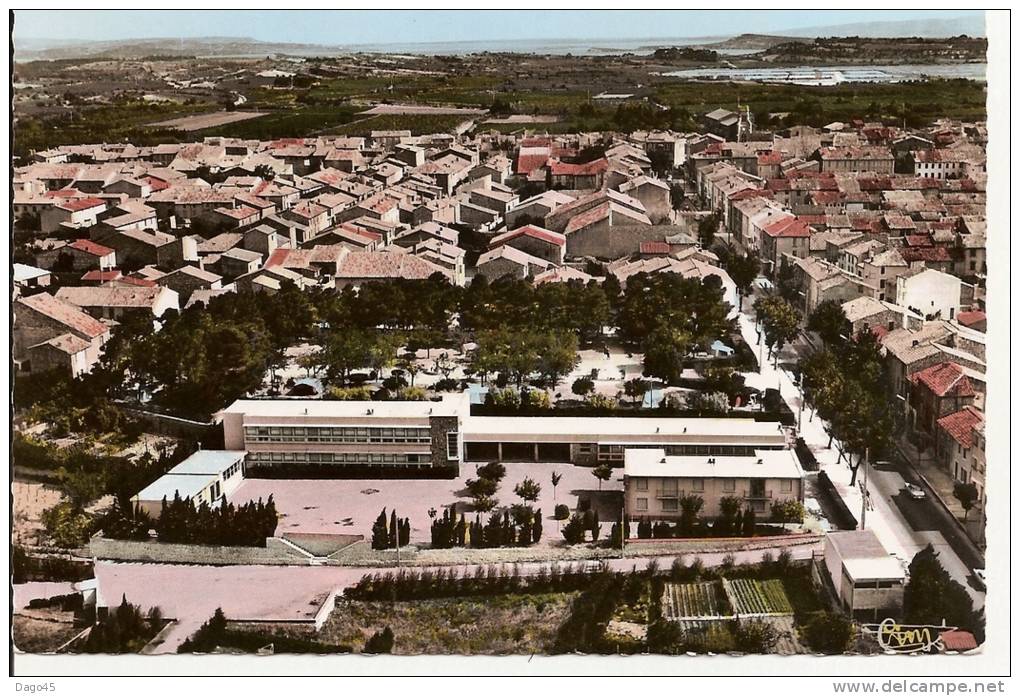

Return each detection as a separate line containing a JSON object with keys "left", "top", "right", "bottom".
{"left": 149, "top": 110, "right": 267, "bottom": 131}
{"left": 319, "top": 592, "right": 577, "bottom": 654}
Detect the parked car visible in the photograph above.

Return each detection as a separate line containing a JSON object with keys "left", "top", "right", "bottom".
{"left": 904, "top": 483, "right": 926, "bottom": 500}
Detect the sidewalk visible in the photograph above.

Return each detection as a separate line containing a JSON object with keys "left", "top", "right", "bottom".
{"left": 734, "top": 300, "right": 984, "bottom": 606}
{"left": 896, "top": 436, "right": 986, "bottom": 548}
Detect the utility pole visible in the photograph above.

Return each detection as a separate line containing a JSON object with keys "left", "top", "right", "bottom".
{"left": 860, "top": 447, "right": 869, "bottom": 529}
{"left": 620, "top": 504, "right": 626, "bottom": 559}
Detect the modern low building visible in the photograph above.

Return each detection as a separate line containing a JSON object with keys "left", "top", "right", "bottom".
{"left": 215, "top": 394, "right": 468, "bottom": 476}
{"left": 463, "top": 416, "right": 788, "bottom": 465}
{"left": 622, "top": 447, "right": 804, "bottom": 519}
{"left": 822, "top": 530, "right": 906, "bottom": 621}
{"left": 213, "top": 397, "right": 790, "bottom": 477}
{"left": 132, "top": 450, "right": 247, "bottom": 518}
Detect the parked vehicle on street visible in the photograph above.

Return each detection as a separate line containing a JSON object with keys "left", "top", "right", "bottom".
{"left": 904, "top": 483, "right": 926, "bottom": 500}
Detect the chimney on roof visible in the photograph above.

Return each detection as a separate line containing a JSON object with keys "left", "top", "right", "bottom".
{"left": 757, "top": 458, "right": 764, "bottom": 465}
{"left": 367, "top": 408, "right": 374, "bottom": 415}
{"left": 912, "top": 339, "right": 919, "bottom": 347}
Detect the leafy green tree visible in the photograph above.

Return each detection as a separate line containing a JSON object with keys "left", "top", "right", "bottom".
{"left": 684, "top": 391, "right": 730, "bottom": 414}
{"left": 953, "top": 482, "right": 979, "bottom": 521}
{"left": 756, "top": 296, "right": 801, "bottom": 365}
{"left": 808, "top": 299, "right": 849, "bottom": 346}
{"left": 904, "top": 545, "right": 982, "bottom": 640}
{"left": 592, "top": 463, "right": 613, "bottom": 490}
{"left": 623, "top": 377, "right": 649, "bottom": 406}
{"left": 316, "top": 329, "right": 376, "bottom": 386}
{"left": 725, "top": 252, "right": 760, "bottom": 310}
{"left": 643, "top": 326, "right": 693, "bottom": 385}
{"left": 697, "top": 212, "right": 720, "bottom": 248}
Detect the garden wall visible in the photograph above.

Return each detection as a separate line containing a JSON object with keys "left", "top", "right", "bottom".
{"left": 88, "top": 535, "right": 311, "bottom": 566}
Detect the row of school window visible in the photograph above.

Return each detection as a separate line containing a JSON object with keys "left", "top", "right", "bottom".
{"left": 244, "top": 425, "right": 432, "bottom": 444}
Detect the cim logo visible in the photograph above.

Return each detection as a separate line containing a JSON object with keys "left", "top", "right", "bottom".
{"left": 870, "top": 618, "right": 946, "bottom": 654}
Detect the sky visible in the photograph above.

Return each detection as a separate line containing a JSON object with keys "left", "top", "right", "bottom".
{"left": 12, "top": 10, "right": 982, "bottom": 46}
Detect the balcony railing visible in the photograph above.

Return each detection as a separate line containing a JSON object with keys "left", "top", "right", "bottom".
{"left": 743, "top": 489, "right": 773, "bottom": 500}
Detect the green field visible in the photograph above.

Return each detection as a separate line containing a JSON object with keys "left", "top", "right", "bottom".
{"left": 13, "top": 99, "right": 209, "bottom": 155}
{"left": 329, "top": 113, "right": 475, "bottom": 136}
{"left": 196, "top": 106, "right": 363, "bottom": 139}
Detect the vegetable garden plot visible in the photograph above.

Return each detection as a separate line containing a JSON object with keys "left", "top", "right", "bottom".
{"left": 723, "top": 578, "right": 794, "bottom": 616}
{"left": 661, "top": 581, "right": 733, "bottom": 620}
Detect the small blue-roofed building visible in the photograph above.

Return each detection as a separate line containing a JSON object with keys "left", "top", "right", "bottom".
{"left": 132, "top": 450, "right": 247, "bottom": 518}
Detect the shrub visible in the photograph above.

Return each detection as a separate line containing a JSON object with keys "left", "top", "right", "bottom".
{"left": 572, "top": 377, "right": 595, "bottom": 397}
{"left": 364, "top": 626, "right": 395, "bottom": 654}
{"left": 476, "top": 461, "right": 506, "bottom": 482}
{"left": 394, "top": 386, "right": 427, "bottom": 401}
{"left": 42, "top": 501, "right": 94, "bottom": 549}
{"left": 465, "top": 477, "right": 498, "bottom": 498}
{"left": 554, "top": 504, "right": 570, "bottom": 521}
{"left": 326, "top": 385, "right": 374, "bottom": 400}
{"left": 801, "top": 612, "right": 853, "bottom": 654}
{"left": 561, "top": 513, "right": 588, "bottom": 544}
{"left": 585, "top": 393, "right": 617, "bottom": 410}
{"left": 433, "top": 378, "right": 460, "bottom": 392}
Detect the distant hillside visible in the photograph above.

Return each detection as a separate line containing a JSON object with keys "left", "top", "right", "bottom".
{"left": 702, "top": 34, "right": 810, "bottom": 51}
{"left": 761, "top": 36, "right": 988, "bottom": 65}
{"left": 14, "top": 36, "right": 348, "bottom": 61}
{"left": 781, "top": 14, "right": 985, "bottom": 39}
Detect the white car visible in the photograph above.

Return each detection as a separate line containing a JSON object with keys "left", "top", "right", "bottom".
{"left": 904, "top": 483, "right": 926, "bottom": 500}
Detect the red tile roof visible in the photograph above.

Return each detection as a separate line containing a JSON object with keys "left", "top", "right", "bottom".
{"left": 490, "top": 224, "right": 566, "bottom": 248}
{"left": 516, "top": 153, "right": 550, "bottom": 175}
{"left": 81, "top": 270, "right": 122, "bottom": 282}
{"left": 59, "top": 197, "right": 106, "bottom": 212}
{"left": 910, "top": 361, "right": 975, "bottom": 398}
{"left": 763, "top": 217, "right": 811, "bottom": 238}
{"left": 936, "top": 406, "right": 984, "bottom": 449}
{"left": 46, "top": 189, "right": 84, "bottom": 199}
{"left": 757, "top": 151, "right": 783, "bottom": 165}
{"left": 548, "top": 158, "right": 608, "bottom": 176}
{"left": 939, "top": 630, "right": 978, "bottom": 652}
{"left": 68, "top": 239, "right": 115, "bottom": 257}
{"left": 564, "top": 202, "right": 611, "bottom": 234}
{"left": 16, "top": 292, "right": 108, "bottom": 339}
{"left": 639, "top": 241, "right": 671, "bottom": 256}
{"left": 956, "top": 310, "right": 986, "bottom": 328}
{"left": 901, "top": 246, "right": 953, "bottom": 263}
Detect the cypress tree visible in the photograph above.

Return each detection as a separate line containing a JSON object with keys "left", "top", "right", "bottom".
{"left": 743, "top": 507, "right": 757, "bottom": 537}
{"left": 389, "top": 509, "right": 398, "bottom": 548}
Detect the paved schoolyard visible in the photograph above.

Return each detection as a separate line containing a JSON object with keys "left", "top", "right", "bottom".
{"left": 229, "top": 461, "right": 623, "bottom": 547}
